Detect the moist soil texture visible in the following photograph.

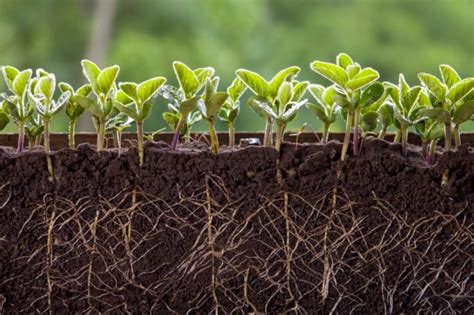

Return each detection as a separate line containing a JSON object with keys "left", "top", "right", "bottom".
{"left": 0, "top": 137, "right": 472, "bottom": 314}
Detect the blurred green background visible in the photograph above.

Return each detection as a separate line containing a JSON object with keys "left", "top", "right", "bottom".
{"left": 1, "top": 0, "right": 473, "bottom": 133}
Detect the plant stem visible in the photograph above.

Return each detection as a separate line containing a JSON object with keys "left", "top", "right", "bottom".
{"left": 353, "top": 110, "right": 360, "bottom": 156}
{"left": 171, "top": 116, "right": 185, "bottom": 150}
{"left": 17, "top": 120, "right": 25, "bottom": 152}
{"left": 421, "top": 140, "right": 428, "bottom": 157}
{"left": 228, "top": 122, "right": 235, "bottom": 147}
{"left": 274, "top": 122, "right": 285, "bottom": 152}
{"left": 263, "top": 118, "right": 273, "bottom": 147}
{"left": 44, "top": 118, "right": 54, "bottom": 181}
{"left": 442, "top": 122, "right": 452, "bottom": 186}
{"left": 68, "top": 119, "right": 77, "bottom": 149}
{"left": 207, "top": 120, "right": 219, "bottom": 155}
{"left": 35, "top": 134, "right": 42, "bottom": 147}
{"left": 322, "top": 124, "right": 330, "bottom": 143}
{"left": 378, "top": 126, "right": 387, "bottom": 140}
{"left": 394, "top": 130, "right": 402, "bottom": 143}
{"left": 136, "top": 121, "right": 144, "bottom": 166}
{"left": 401, "top": 127, "right": 408, "bottom": 156}
{"left": 341, "top": 110, "right": 353, "bottom": 161}
{"left": 427, "top": 139, "right": 436, "bottom": 165}
{"left": 97, "top": 118, "right": 106, "bottom": 151}
{"left": 453, "top": 124, "right": 461, "bottom": 147}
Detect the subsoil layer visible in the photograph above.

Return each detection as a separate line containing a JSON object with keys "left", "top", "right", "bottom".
{"left": 0, "top": 137, "right": 472, "bottom": 314}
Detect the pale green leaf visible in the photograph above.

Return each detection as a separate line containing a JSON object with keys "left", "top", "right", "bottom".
{"left": 247, "top": 95, "right": 276, "bottom": 119}
{"left": 336, "top": 53, "right": 353, "bottom": 69}
{"left": 97, "top": 65, "right": 120, "bottom": 96}
{"left": 291, "top": 81, "right": 309, "bottom": 102}
{"left": 439, "top": 64, "right": 461, "bottom": 88}
{"left": 453, "top": 100, "right": 474, "bottom": 125}
{"left": 138, "top": 77, "right": 166, "bottom": 103}
{"left": 268, "top": 66, "right": 300, "bottom": 98}
{"left": 282, "top": 100, "right": 307, "bottom": 121}
{"left": 1, "top": 66, "right": 19, "bottom": 90}
{"left": 277, "top": 81, "right": 293, "bottom": 106}
{"left": 227, "top": 77, "right": 247, "bottom": 102}
{"left": 310, "top": 61, "right": 348, "bottom": 87}
{"left": 173, "top": 61, "right": 200, "bottom": 98}
{"left": 12, "top": 69, "right": 32, "bottom": 99}
{"left": 345, "top": 67, "right": 379, "bottom": 91}
{"left": 447, "top": 78, "right": 474, "bottom": 104}
{"left": 421, "top": 108, "right": 451, "bottom": 124}
{"left": 418, "top": 73, "right": 447, "bottom": 102}
{"left": 114, "top": 101, "right": 139, "bottom": 120}
{"left": 235, "top": 69, "right": 269, "bottom": 97}
{"left": 81, "top": 59, "right": 101, "bottom": 86}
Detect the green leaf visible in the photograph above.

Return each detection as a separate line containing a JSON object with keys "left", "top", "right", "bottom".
{"left": 447, "top": 78, "right": 474, "bottom": 104}
{"left": 179, "top": 96, "right": 200, "bottom": 116}
{"left": 0, "top": 111, "right": 9, "bottom": 130}
{"left": 307, "top": 102, "right": 330, "bottom": 124}
{"left": 277, "top": 81, "right": 293, "bottom": 106}
{"left": 421, "top": 108, "right": 451, "bottom": 124}
{"left": 247, "top": 95, "right": 276, "bottom": 119}
{"left": 291, "top": 81, "right": 309, "bottom": 102}
{"left": 76, "top": 84, "right": 92, "bottom": 97}
{"left": 12, "top": 69, "right": 32, "bottom": 99}
{"left": 322, "top": 86, "right": 336, "bottom": 105}
{"left": 202, "top": 92, "right": 229, "bottom": 119}
{"left": 453, "top": 100, "right": 474, "bottom": 125}
{"left": 360, "top": 82, "right": 384, "bottom": 108}
{"left": 308, "top": 84, "right": 324, "bottom": 103}
{"left": 345, "top": 67, "right": 379, "bottom": 91}
{"left": 53, "top": 92, "right": 71, "bottom": 113}
{"left": 36, "top": 75, "right": 56, "bottom": 100}
{"left": 114, "top": 101, "right": 139, "bottom": 120}
{"left": 227, "top": 77, "right": 247, "bottom": 102}
{"left": 81, "top": 59, "right": 101, "bottom": 86}
{"left": 347, "top": 64, "right": 361, "bottom": 78}
{"left": 418, "top": 73, "right": 447, "bottom": 102}
{"left": 59, "top": 82, "right": 74, "bottom": 94}
{"left": 235, "top": 69, "right": 269, "bottom": 98}
{"left": 310, "top": 61, "right": 348, "bottom": 87}
{"left": 1, "top": 66, "right": 19, "bottom": 90}
{"left": 97, "top": 65, "right": 120, "bottom": 96}
{"left": 194, "top": 67, "right": 215, "bottom": 84}
{"left": 227, "top": 106, "right": 239, "bottom": 123}
{"left": 402, "top": 86, "right": 421, "bottom": 111}
{"left": 173, "top": 62, "right": 200, "bottom": 98}
{"left": 282, "top": 100, "right": 307, "bottom": 121}
{"left": 336, "top": 53, "right": 353, "bottom": 69}
{"left": 140, "top": 101, "right": 154, "bottom": 121}
{"left": 115, "top": 89, "right": 133, "bottom": 105}
{"left": 378, "top": 103, "right": 394, "bottom": 127}
{"left": 361, "top": 111, "right": 378, "bottom": 132}
{"left": 119, "top": 82, "right": 138, "bottom": 102}
{"left": 268, "top": 66, "right": 300, "bottom": 98}
{"left": 138, "top": 77, "right": 166, "bottom": 103}
{"left": 73, "top": 95, "right": 102, "bottom": 117}
{"left": 393, "top": 108, "right": 412, "bottom": 127}
{"left": 163, "top": 112, "right": 180, "bottom": 129}
{"left": 439, "top": 64, "right": 461, "bottom": 88}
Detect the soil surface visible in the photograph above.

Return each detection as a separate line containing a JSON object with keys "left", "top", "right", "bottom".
{"left": 0, "top": 137, "right": 472, "bottom": 314}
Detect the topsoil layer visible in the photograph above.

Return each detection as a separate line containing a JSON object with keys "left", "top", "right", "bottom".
{"left": 0, "top": 137, "right": 472, "bottom": 314}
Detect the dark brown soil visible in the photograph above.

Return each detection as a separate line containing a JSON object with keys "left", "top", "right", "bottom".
{"left": 0, "top": 137, "right": 472, "bottom": 314}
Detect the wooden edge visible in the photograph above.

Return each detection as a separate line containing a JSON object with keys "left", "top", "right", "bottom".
{"left": 1, "top": 132, "right": 473, "bottom": 150}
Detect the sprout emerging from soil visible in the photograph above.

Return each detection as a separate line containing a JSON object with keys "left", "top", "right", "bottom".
{"left": 58, "top": 82, "right": 92, "bottom": 148}
{"left": 28, "top": 72, "right": 71, "bottom": 179}
{"left": 310, "top": 53, "right": 380, "bottom": 160}
{"left": 114, "top": 76, "right": 166, "bottom": 165}
{"left": 106, "top": 112, "right": 133, "bottom": 156}
{"left": 198, "top": 77, "right": 229, "bottom": 155}
{"left": 306, "top": 85, "right": 339, "bottom": 143}
{"left": 218, "top": 77, "right": 247, "bottom": 147}
{"left": 248, "top": 80, "right": 308, "bottom": 151}
{"left": 384, "top": 74, "right": 426, "bottom": 156}
{"left": 74, "top": 59, "right": 120, "bottom": 151}
{"left": 168, "top": 62, "right": 214, "bottom": 150}
{"left": 1, "top": 66, "right": 33, "bottom": 152}
{"left": 236, "top": 66, "right": 301, "bottom": 147}
{"left": 418, "top": 65, "right": 474, "bottom": 148}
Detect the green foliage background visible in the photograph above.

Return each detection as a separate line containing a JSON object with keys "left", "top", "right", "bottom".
{"left": 0, "top": 0, "right": 473, "bottom": 133}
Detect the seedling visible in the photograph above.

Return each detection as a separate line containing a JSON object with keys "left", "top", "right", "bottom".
{"left": 162, "top": 101, "right": 202, "bottom": 142}
{"left": 1, "top": 66, "right": 33, "bottom": 151}
{"left": 58, "top": 82, "right": 92, "bottom": 148}
{"left": 25, "top": 115, "right": 44, "bottom": 149}
{"left": 306, "top": 84, "right": 340, "bottom": 142}
{"left": 418, "top": 65, "right": 474, "bottom": 148}
{"left": 74, "top": 59, "right": 120, "bottom": 151}
{"left": 114, "top": 76, "right": 166, "bottom": 165}
{"left": 166, "top": 62, "right": 214, "bottom": 150}
{"left": 310, "top": 53, "right": 380, "bottom": 160}
{"left": 106, "top": 112, "right": 133, "bottom": 156}
{"left": 385, "top": 74, "right": 426, "bottom": 156}
{"left": 218, "top": 77, "right": 246, "bottom": 147}
{"left": 236, "top": 66, "right": 301, "bottom": 147}
{"left": 28, "top": 73, "right": 71, "bottom": 179}
{"left": 0, "top": 101, "right": 10, "bottom": 133}
{"left": 377, "top": 103, "right": 394, "bottom": 140}
{"left": 248, "top": 80, "right": 308, "bottom": 151}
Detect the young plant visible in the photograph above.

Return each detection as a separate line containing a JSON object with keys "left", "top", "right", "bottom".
{"left": 218, "top": 77, "right": 246, "bottom": 147}
{"left": 74, "top": 59, "right": 120, "bottom": 151}
{"left": 0, "top": 101, "right": 10, "bottom": 132}
{"left": 162, "top": 102, "right": 202, "bottom": 142}
{"left": 106, "top": 112, "right": 133, "bottom": 156}
{"left": 25, "top": 115, "right": 44, "bottom": 149}
{"left": 28, "top": 73, "right": 71, "bottom": 179}
{"left": 1, "top": 66, "right": 33, "bottom": 151}
{"left": 58, "top": 82, "right": 92, "bottom": 148}
{"left": 198, "top": 77, "right": 229, "bottom": 155}
{"left": 167, "top": 62, "right": 214, "bottom": 150}
{"left": 114, "top": 76, "right": 166, "bottom": 165}
{"left": 418, "top": 65, "right": 474, "bottom": 148}
{"left": 236, "top": 66, "right": 301, "bottom": 147}
{"left": 385, "top": 74, "right": 426, "bottom": 156}
{"left": 306, "top": 84, "right": 340, "bottom": 142}
{"left": 248, "top": 80, "right": 308, "bottom": 151}
{"left": 377, "top": 102, "right": 394, "bottom": 139}
{"left": 310, "top": 53, "right": 380, "bottom": 160}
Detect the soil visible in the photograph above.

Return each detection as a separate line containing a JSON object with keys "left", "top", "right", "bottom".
{"left": 0, "top": 137, "right": 472, "bottom": 314}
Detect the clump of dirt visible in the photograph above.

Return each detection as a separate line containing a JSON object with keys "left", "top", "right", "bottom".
{"left": 0, "top": 137, "right": 472, "bottom": 313}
